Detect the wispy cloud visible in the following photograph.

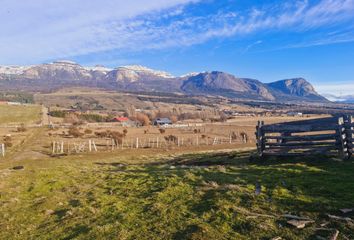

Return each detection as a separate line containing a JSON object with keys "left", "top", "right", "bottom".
{"left": 315, "top": 81, "right": 354, "bottom": 95}
{"left": 0, "top": 0, "right": 200, "bottom": 64}
{"left": 0, "top": 0, "right": 353, "bottom": 64}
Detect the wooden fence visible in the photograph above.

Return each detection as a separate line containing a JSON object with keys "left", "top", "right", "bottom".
{"left": 256, "top": 116, "right": 353, "bottom": 159}
{"left": 51, "top": 136, "right": 247, "bottom": 155}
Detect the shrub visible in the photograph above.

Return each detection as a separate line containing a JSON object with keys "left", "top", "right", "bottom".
{"left": 170, "top": 115, "right": 178, "bottom": 123}
{"left": 95, "top": 131, "right": 108, "bottom": 138}
{"left": 240, "top": 132, "right": 248, "bottom": 143}
{"left": 164, "top": 135, "right": 178, "bottom": 143}
{"left": 109, "top": 131, "right": 124, "bottom": 145}
{"left": 230, "top": 131, "right": 238, "bottom": 140}
{"left": 219, "top": 112, "right": 228, "bottom": 122}
{"left": 48, "top": 110, "right": 67, "bottom": 118}
{"left": 3, "top": 136, "right": 12, "bottom": 142}
{"left": 136, "top": 113, "right": 150, "bottom": 126}
{"left": 68, "top": 127, "right": 83, "bottom": 138}
{"left": 159, "top": 129, "right": 166, "bottom": 134}
{"left": 123, "top": 129, "right": 128, "bottom": 136}
{"left": 17, "top": 124, "right": 27, "bottom": 132}
{"left": 64, "top": 113, "right": 81, "bottom": 125}
{"left": 3, "top": 135, "right": 12, "bottom": 147}
{"left": 79, "top": 114, "right": 106, "bottom": 123}
{"left": 84, "top": 129, "right": 93, "bottom": 135}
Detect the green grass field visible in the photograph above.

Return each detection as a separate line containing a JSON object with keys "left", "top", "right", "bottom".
{"left": 0, "top": 152, "right": 353, "bottom": 240}
{"left": 0, "top": 104, "right": 42, "bottom": 124}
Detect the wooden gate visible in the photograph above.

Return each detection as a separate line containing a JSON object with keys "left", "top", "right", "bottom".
{"left": 256, "top": 116, "right": 352, "bottom": 159}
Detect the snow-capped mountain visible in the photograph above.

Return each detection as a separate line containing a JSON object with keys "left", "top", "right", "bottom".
{"left": 0, "top": 65, "right": 32, "bottom": 75}
{"left": 0, "top": 60, "right": 327, "bottom": 102}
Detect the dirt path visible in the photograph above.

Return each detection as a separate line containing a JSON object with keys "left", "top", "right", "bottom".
{"left": 4, "top": 128, "right": 48, "bottom": 161}
{"left": 41, "top": 105, "right": 50, "bottom": 125}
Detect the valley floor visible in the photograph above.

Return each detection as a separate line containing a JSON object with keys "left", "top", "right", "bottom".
{"left": 0, "top": 150, "right": 353, "bottom": 240}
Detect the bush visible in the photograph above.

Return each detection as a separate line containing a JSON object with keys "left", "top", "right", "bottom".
{"left": 240, "top": 132, "right": 248, "bottom": 143}
{"left": 123, "top": 129, "right": 128, "bottom": 136}
{"left": 136, "top": 113, "right": 150, "bottom": 126}
{"left": 3, "top": 136, "right": 12, "bottom": 142}
{"left": 164, "top": 135, "right": 178, "bottom": 143}
{"left": 159, "top": 129, "right": 166, "bottom": 134}
{"left": 95, "top": 131, "right": 108, "bottom": 138}
{"left": 230, "top": 131, "right": 238, "bottom": 140}
{"left": 219, "top": 112, "right": 228, "bottom": 122}
{"left": 17, "top": 124, "right": 27, "bottom": 132}
{"left": 84, "top": 129, "right": 93, "bottom": 135}
{"left": 48, "top": 110, "right": 67, "bottom": 118}
{"left": 109, "top": 131, "right": 124, "bottom": 145}
{"left": 68, "top": 127, "right": 83, "bottom": 138}
{"left": 64, "top": 113, "right": 81, "bottom": 125}
{"left": 79, "top": 114, "right": 106, "bottom": 123}
{"left": 3, "top": 135, "right": 12, "bottom": 147}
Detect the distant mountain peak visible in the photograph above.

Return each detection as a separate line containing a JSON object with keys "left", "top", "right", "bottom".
{"left": 180, "top": 72, "right": 202, "bottom": 78}
{"left": 266, "top": 78, "right": 327, "bottom": 102}
{"left": 117, "top": 65, "right": 175, "bottom": 78}
{"left": 52, "top": 60, "right": 80, "bottom": 66}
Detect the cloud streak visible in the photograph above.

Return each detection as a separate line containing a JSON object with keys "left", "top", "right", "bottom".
{"left": 0, "top": 0, "right": 354, "bottom": 64}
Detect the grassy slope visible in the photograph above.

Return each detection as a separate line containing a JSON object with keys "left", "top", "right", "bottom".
{"left": 0, "top": 152, "right": 354, "bottom": 240}
{"left": 0, "top": 105, "right": 41, "bottom": 124}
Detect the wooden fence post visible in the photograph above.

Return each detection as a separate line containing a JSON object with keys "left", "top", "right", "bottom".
{"left": 61, "top": 141, "right": 64, "bottom": 154}
{"left": 337, "top": 117, "right": 347, "bottom": 160}
{"left": 256, "top": 121, "right": 265, "bottom": 157}
{"left": 92, "top": 141, "right": 97, "bottom": 152}
{"left": 343, "top": 115, "right": 353, "bottom": 159}
{"left": 52, "top": 141, "right": 55, "bottom": 154}
{"left": 0, "top": 144, "right": 5, "bottom": 157}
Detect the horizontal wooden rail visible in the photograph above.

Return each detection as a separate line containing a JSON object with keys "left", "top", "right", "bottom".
{"left": 262, "top": 124, "right": 340, "bottom": 133}
{"left": 266, "top": 141, "right": 337, "bottom": 147}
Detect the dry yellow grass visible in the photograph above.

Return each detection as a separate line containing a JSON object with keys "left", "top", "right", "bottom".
{"left": 0, "top": 104, "right": 42, "bottom": 124}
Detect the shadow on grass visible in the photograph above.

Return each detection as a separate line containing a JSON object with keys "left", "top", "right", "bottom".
{"left": 67, "top": 151, "right": 354, "bottom": 239}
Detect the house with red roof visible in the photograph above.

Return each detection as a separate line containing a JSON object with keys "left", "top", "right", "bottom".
{"left": 112, "top": 117, "right": 130, "bottom": 122}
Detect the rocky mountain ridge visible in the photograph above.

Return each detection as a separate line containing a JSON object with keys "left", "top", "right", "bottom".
{"left": 0, "top": 61, "right": 327, "bottom": 102}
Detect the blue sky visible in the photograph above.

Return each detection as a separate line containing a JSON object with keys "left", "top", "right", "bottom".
{"left": 1, "top": 0, "right": 354, "bottom": 95}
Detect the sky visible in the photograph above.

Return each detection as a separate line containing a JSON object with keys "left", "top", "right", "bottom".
{"left": 1, "top": 0, "right": 354, "bottom": 95}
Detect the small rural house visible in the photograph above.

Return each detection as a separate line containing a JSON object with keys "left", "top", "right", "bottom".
{"left": 287, "top": 112, "right": 303, "bottom": 117}
{"left": 112, "top": 117, "right": 130, "bottom": 122}
{"left": 153, "top": 118, "right": 172, "bottom": 126}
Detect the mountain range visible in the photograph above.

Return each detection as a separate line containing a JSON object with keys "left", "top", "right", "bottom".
{"left": 0, "top": 60, "right": 327, "bottom": 102}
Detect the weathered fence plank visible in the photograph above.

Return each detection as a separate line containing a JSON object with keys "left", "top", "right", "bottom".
{"left": 262, "top": 124, "right": 340, "bottom": 133}
{"left": 265, "top": 134, "right": 338, "bottom": 141}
